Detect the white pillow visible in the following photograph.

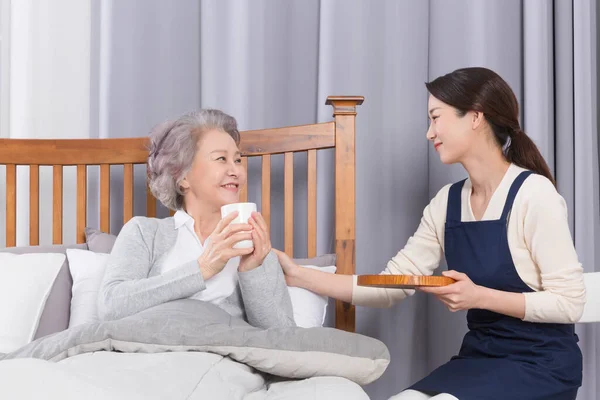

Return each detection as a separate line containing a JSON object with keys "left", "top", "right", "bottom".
{"left": 287, "top": 264, "right": 336, "bottom": 328}
{"left": 66, "top": 249, "right": 109, "bottom": 328}
{"left": 0, "top": 253, "right": 65, "bottom": 353}
{"left": 66, "top": 249, "right": 335, "bottom": 329}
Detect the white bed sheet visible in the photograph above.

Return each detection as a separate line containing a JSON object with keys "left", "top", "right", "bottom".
{"left": 0, "top": 351, "right": 370, "bottom": 400}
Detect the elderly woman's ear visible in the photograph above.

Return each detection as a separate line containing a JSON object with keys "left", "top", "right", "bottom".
{"left": 179, "top": 177, "right": 191, "bottom": 192}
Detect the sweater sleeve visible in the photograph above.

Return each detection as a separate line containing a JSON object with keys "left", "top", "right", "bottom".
{"left": 520, "top": 177, "right": 586, "bottom": 323}
{"left": 351, "top": 185, "right": 448, "bottom": 308}
{"left": 237, "top": 251, "right": 296, "bottom": 328}
{"left": 97, "top": 217, "right": 206, "bottom": 321}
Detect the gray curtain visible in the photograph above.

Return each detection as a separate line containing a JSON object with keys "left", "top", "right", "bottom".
{"left": 427, "top": 1, "right": 599, "bottom": 400}
{"left": 2, "top": 0, "right": 597, "bottom": 398}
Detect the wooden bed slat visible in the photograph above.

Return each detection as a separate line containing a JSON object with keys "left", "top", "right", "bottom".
{"left": 29, "top": 165, "right": 39, "bottom": 246}
{"left": 146, "top": 186, "right": 156, "bottom": 218}
{"left": 261, "top": 155, "right": 271, "bottom": 232}
{"left": 284, "top": 152, "right": 294, "bottom": 256}
{"left": 100, "top": 165, "right": 110, "bottom": 234}
{"left": 53, "top": 165, "right": 63, "bottom": 244}
{"left": 307, "top": 150, "right": 317, "bottom": 258}
{"left": 6, "top": 164, "right": 16, "bottom": 247}
{"left": 76, "top": 165, "right": 87, "bottom": 244}
{"left": 123, "top": 164, "right": 133, "bottom": 224}
{"left": 240, "top": 157, "right": 248, "bottom": 202}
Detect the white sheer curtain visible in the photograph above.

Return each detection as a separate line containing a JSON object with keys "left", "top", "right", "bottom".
{"left": 1, "top": 0, "right": 91, "bottom": 246}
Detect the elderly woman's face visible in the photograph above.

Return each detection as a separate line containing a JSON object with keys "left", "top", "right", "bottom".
{"left": 181, "top": 129, "right": 247, "bottom": 209}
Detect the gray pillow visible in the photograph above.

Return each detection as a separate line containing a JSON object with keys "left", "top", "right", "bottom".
{"left": 0, "top": 243, "right": 88, "bottom": 339}
{"left": 84, "top": 227, "right": 337, "bottom": 267}
{"left": 85, "top": 227, "right": 117, "bottom": 254}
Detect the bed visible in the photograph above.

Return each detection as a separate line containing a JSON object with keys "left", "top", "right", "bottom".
{"left": 0, "top": 96, "right": 390, "bottom": 399}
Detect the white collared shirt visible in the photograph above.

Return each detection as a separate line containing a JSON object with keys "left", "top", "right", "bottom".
{"left": 158, "top": 210, "right": 239, "bottom": 303}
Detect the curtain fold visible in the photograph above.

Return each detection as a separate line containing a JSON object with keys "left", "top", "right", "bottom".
{"left": 572, "top": 1, "right": 599, "bottom": 398}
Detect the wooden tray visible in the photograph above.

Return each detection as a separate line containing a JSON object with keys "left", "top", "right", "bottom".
{"left": 357, "top": 275, "right": 456, "bottom": 289}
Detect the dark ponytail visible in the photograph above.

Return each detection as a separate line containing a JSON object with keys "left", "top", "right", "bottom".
{"left": 506, "top": 129, "right": 555, "bottom": 186}
{"left": 426, "top": 67, "right": 556, "bottom": 187}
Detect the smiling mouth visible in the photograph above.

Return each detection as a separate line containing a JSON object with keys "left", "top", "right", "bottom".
{"left": 434, "top": 143, "right": 442, "bottom": 150}
{"left": 221, "top": 183, "right": 239, "bottom": 192}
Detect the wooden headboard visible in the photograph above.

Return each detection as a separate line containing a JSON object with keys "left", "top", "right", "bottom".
{"left": 0, "top": 95, "right": 363, "bottom": 332}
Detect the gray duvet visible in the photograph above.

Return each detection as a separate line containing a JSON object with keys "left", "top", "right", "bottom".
{"left": 0, "top": 300, "right": 389, "bottom": 399}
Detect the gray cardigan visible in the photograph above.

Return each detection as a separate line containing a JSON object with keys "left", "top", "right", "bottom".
{"left": 97, "top": 216, "right": 295, "bottom": 329}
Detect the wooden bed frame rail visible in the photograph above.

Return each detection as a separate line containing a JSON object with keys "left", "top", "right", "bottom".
{"left": 0, "top": 96, "right": 364, "bottom": 332}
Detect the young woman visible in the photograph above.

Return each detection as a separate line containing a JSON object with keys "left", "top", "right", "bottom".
{"left": 274, "top": 67, "right": 586, "bottom": 400}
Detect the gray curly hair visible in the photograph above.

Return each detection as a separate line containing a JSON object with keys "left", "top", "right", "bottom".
{"left": 147, "top": 109, "right": 241, "bottom": 210}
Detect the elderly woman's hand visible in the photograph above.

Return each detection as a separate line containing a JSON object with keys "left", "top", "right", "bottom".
{"left": 238, "top": 212, "right": 272, "bottom": 272}
{"left": 197, "top": 211, "right": 254, "bottom": 280}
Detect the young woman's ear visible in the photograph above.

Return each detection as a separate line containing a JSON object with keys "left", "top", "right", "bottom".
{"left": 471, "top": 111, "right": 485, "bottom": 130}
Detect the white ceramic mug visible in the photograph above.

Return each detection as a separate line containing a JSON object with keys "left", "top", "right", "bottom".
{"left": 220, "top": 202, "right": 257, "bottom": 249}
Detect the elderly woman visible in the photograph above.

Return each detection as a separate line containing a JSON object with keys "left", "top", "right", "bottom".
{"left": 97, "top": 109, "right": 295, "bottom": 329}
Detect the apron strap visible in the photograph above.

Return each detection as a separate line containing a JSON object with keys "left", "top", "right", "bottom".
{"left": 500, "top": 171, "right": 534, "bottom": 221}
{"left": 446, "top": 179, "right": 467, "bottom": 224}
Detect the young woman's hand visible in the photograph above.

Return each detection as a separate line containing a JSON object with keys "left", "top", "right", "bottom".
{"left": 272, "top": 248, "right": 301, "bottom": 284}
{"left": 238, "top": 212, "right": 272, "bottom": 272}
{"left": 198, "top": 211, "right": 254, "bottom": 279}
{"left": 418, "top": 270, "right": 485, "bottom": 312}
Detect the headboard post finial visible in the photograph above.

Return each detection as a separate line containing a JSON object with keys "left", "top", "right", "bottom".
{"left": 325, "top": 96, "right": 365, "bottom": 117}
{"left": 326, "top": 95, "right": 364, "bottom": 333}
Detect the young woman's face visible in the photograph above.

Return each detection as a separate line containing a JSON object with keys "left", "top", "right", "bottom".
{"left": 181, "top": 129, "right": 247, "bottom": 210}
{"left": 426, "top": 95, "right": 478, "bottom": 164}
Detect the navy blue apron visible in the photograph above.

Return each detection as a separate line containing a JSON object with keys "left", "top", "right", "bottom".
{"left": 409, "top": 171, "right": 582, "bottom": 400}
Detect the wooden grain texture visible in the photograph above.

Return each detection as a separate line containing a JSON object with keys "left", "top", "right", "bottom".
{"left": 0, "top": 138, "right": 150, "bottom": 165}
{"left": 146, "top": 185, "right": 156, "bottom": 218}
{"left": 100, "top": 164, "right": 110, "bottom": 233}
{"left": 29, "top": 165, "right": 39, "bottom": 245}
{"left": 239, "top": 157, "right": 248, "bottom": 202}
{"left": 324, "top": 96, "right": 365, "bottom": 116}
{"left": 5, "top": 164, "right": 16, "bottom": 247}
{"left": 357, "top": 275, "right": 456, "bottom": 289}
{"left": 261, "top": 155, "right": 271, "bottom": 232}
{"left": 284, "top": 152, "right": 294, "bottom": 256}
{"left": 123, "top": 163, "right": 134, "bottom": 224}
{"left": 0, "top": 124, "right": 333, "bottom": 164}
{"left": 326, "top": 95, "right": 364, "bottom": 333}
{"left": 307, "top": 150, "right": 317, "bottom": 258}
{"left": 53, "top": 165, "right": 63, "bottom": 244}
{"left": 239, "top": 122, "right": 334, "bottom": 156}
{"left": 76, "top": 165, "right": 87, "bottom": 244}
